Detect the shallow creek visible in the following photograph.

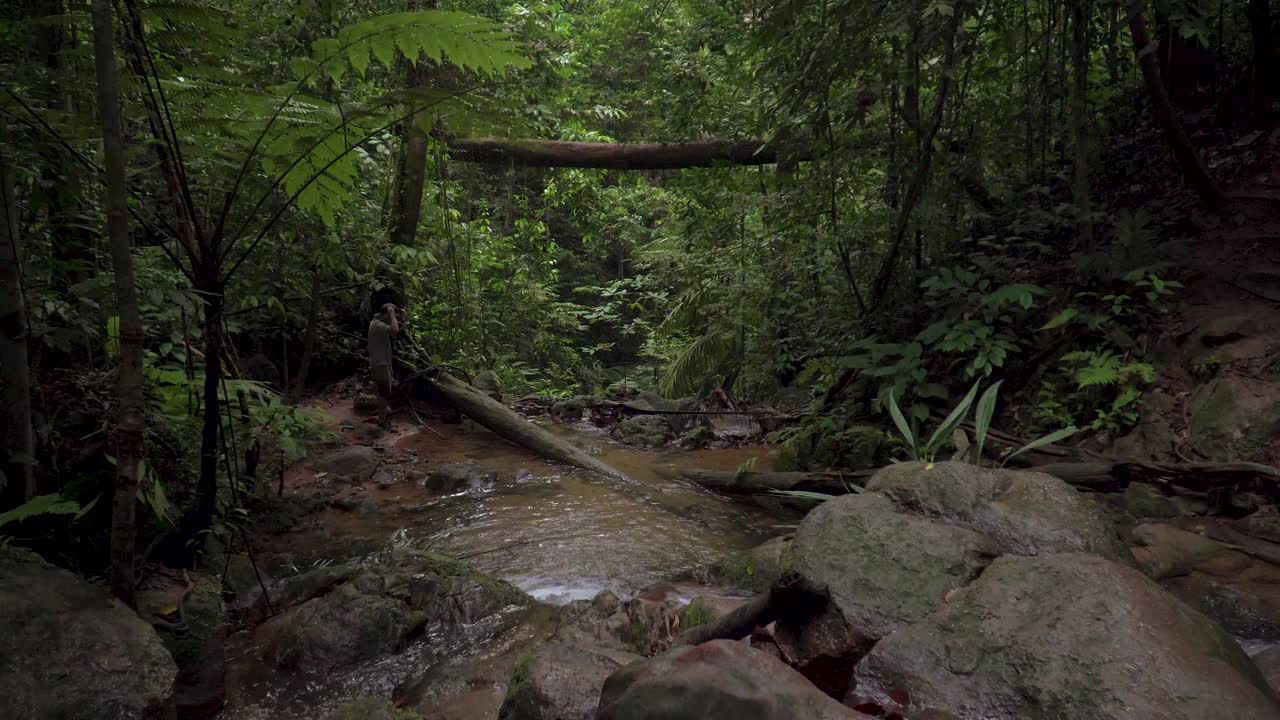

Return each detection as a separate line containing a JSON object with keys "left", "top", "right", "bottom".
{"left": 220, "top": 414, "right": 785, "bottom": 719}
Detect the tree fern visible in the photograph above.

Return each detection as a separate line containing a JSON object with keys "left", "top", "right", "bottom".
{"left": 660, "top": 330, "right": 737, "bottom": 398}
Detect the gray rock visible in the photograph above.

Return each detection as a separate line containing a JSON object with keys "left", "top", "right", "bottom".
{"left": 261, "top": 550, "right": 528, "bottom": 672}
{"left": 1240, "top": 506, "right": 1280, "bottom": 543}
{"left": 676, "top": 425, "right": 715, "bottom": 449}
{"left": 1254, "top": 646, "right": 1280, "bottom": 695}
{"left": 710, "top": 534, "right": 794, "bottom": 593}
{"left": 866, "top": 461, "right": 1133, "bottom": 562}
{"left": 611, "top": 416, "right": 675, "bottom": 448}
{"left": 1105, "top": 482, "right": 1209, "bottom": 520}
{"left": 498, "top": 641, "right": 638, "bottom": 720}
{"left": 331, "top": 496, "right": 382, "bottom": 514}
{"left": 315, "top": 445, "right": 381, "bottom": 482}
{"left": 0, "top": 547, "right": 177, "bottom": 719}
{"left": 372, "top": 468, "right": 396, "bottom": 489}
{"left": 352, "top": 393, "right": 381, "bottom": 415}
{"left": 773, "top": 493, "right": 1000, "bottom": 697}
{"left": 597, "top": 640, "right": 874, "bottom": 720}
{"left": 853, "top": 553, "right": 1280, "bottom": 720}
{"left": 424, "top": 463, "right": 498, "bottom": 493}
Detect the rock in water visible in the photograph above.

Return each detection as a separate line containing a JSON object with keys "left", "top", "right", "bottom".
{"left": 773, "top": 493, "right": 1000, "bottom": 696}
{"left": 498, "top": 641, "right": 638, "bottom": 720}
{"left": 424, "top": 462, "right": 498, "bottom": 493}
{"left": 596, "top": 640, "right": 874, "bottom": 720}
{"left": 140, "top": 573, "right": 227, "bottom": 719}
{"left": 865, "top": 461, "right": 1132, "bottom": 562}
{"left": 260, "top": 549, "right": 528, "bottom": 672}
{"left": 0, "top": 546, "right": 177, "bottom": 719}
{"left": 610, "top": 416, "right": 674, "bottom": 448}
{"left": 853, "top": 553, "right": 1280, "bottom": 720}
{"left": 315, "top": 445, "right": 381, "bottom": 482}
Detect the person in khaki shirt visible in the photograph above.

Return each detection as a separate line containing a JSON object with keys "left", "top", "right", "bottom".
{"left": 367, "top": 303, "right": 399, "bottom": 427}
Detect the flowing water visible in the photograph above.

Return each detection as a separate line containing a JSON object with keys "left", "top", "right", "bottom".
{"left": 220, "top": 414, "right": 784, "bottom": 719}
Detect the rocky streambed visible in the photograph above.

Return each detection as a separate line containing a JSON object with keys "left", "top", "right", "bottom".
{"left": 5, "top": 395, "right": 1280, "bottom": 720}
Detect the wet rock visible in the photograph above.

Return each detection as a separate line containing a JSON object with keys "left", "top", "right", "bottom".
{"left": 597, "top": 640, "right": 874, "bottom": 720}
{"left": 1105, "top": 481, "right": 1209, "bottom": 520}
{"left": 315, "top": 445, "right": 381, "bottom": 482}
{"left": 866, "top": 461, "right": 1132, "bottom": 562}
{"left": 710, "top": 534, "right": 794, "bottom": 593}
{"left": 513, "top": 395, "right": 558, "bottom": 415}
{"left": 676, "top": 425, "right": 715, "bottom": 449}
{"left": 555, "top": 591, "right": 681, "bottom": 656}
{"left": 331, "top": 496, "right": 382, "bottom": 514}
{"left": 681, "top": 595, "right": 748, "bottom": 629}
{"left": 0, "top": 546, "right": 177, "bottom": 719}
{"left": 498, "top": 641, "right": 638, "bottom": 720}
{"left": 1110, "top": 389, "right": 1180, "bottom": 461}
{"left": 372, "top": 468, "right": 396, "bottom": 489}
{"left": 773, "top": 493, "right": 1000, "bottom": 697}
{"left": 773, "top": 423, "right": 887, "bottom": 472}
{"left": 223, "top": 554, "right": 272, "bottom": 613}
{"left": 424, "top": 462, "right": 498, "bottom": 492}
{"left": 1187, "top": 376, "right": 1280, "bottom": 462}
{"left": 1240, "top": 506, "right": 1280, "bottom": 543}
{"left": 352, "top": 393, "right": 381, "bottom": 415}
{"left": 853, "top": 553, "right": 1279, "bottom": 720}
{"left": 626, "top": 392, "right": 707, "bottom": 433}
{"left": 611, "top": 416, "right": 674, "bottom": 448}
{"left": 328, "top": 697, "right": 418, "bottom": 720}
{"left": 1254, "top": 646, "right": 1280, "bottom": 694}
{"left": 1131, "top": 522, "right": 1226, "bottom": 579}
{"left": 141, "top": 573, "right": 227, "bottom": 719}
{"left": 550, "top": 395, "right": 598, "bottom": 422}
{"left": 260, "top": 550, "right": 528, "bottom": 673}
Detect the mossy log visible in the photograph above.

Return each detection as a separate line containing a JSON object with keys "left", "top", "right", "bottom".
{"left": 675, "top": 571, "right": 828, "bottom": 646}
{"left": 662, "top": 468, "right": 872, "bottom": 496}
{"left": 427, "top": 371, "right": 627, "bottom": 480}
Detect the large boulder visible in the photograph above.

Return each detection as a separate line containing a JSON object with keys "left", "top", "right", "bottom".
{"left": 1254, "top": 646, "right": 1280, "bottom": 695}
{"left": 1187, "top": 376, "right": 1280, "bottom": 462}
{"left": 315, "top": 445, "right": 381, "bottom": 482}
{"left": 498, "top": 641, "right": 637, "bottom": 720}
{"left": 866, "top": 461, "right": 1132, "bottom": 562}
{"left": 611, "top": 416, "right": 675, "bottom": 448}
{"left": 424, "top": 462, "right": 498, "bottom": 493}
{"left": 0, "top": 547, "right": 177, "bottom": 719}
{"left": 853, "top": 553, "right": 1279, "bottom": 720}
{"left": 710, "top": 534, "right": 794, "bottom": 593}
{"left": 773, "top": 493, "right": 1000, "bottom": 695}
{"left": 259, "top": 549, "right": 528, "bottom": 672}
{"left": 596, "top": 640, "right": 874, "bottom": 720}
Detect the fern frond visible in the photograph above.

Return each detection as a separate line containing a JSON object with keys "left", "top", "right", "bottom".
{"left": 660, "top": 330, "right": 736, "bottom": 398}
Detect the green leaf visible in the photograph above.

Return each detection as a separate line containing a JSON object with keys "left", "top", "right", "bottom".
{"left": 886, "top": 389, "right": 917, "bottom": 457}
{"left": 0, "top": 494, "right": 81, "bottom": 529}
{"left": 973, "top": 380, "right": 1002, "bottom": 464}
{"left": 924, "top": 380, "right": 980, "bottom": 459}
{"left": 1040, "top": 308, "right": 1078, "bottom": 330}
{"left": 1005, "top": 426, "right": 1079, "bottom": 464}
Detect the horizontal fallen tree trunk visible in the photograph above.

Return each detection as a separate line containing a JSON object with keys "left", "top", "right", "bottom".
{"left": 676, "top": 572, "right": 829, "bottom": 646}
{"left": 426, "top": 371, "right": 627, "bottom": 480}
{"left": 661, "top": 468, "right": 873, "bottom": 496}
{"left": 445, "top": 137, "right": 807, "bottom": 170}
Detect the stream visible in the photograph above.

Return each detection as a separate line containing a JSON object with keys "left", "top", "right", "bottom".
{"left": 220, "top": 413, "right": 784, "bottom": 719}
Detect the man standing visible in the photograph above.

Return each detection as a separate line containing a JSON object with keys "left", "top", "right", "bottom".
{"left": 368, "top": 303, "right": 399, "bottom": 427}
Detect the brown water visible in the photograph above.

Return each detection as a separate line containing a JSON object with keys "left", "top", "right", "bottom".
{"left": 272, "top": 418, "right": 783, "bottom": 603}
{"left": 220, "top": 417, "right": 782, "bottom": 719}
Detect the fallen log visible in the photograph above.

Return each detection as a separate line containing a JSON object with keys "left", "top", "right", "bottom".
{"left": 661, "top": 468, "right": 872, "bottom": 496}
{"left": 444, "top": 137, "right": 808, "bottom": 170}
{"left": 425, "top": 371, "right": 627, "bottom": 480}
{"left": 676, "top": 572, "right": 828, "bottom": 646}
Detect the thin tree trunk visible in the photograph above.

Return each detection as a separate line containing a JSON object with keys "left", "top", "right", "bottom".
{"left": 871, "top": 6, "right": 963, "bottom": 305}
{"left": 290, "top": 265, "right": 322, "bottom": 403}
{"left": 392, "top": 67, "right": 430, "bottom": 246}
{"left": 1126, "top": 2, "right": 1225, "bottom": 208}
{"left": 0, "top": 135, "right": 36, "bottom": 506}
{"left": 92, "top": 0, "right": 145, "bottom": 606}
{"left": 1071, "top": 0, "right": 1094, "bottom": 249}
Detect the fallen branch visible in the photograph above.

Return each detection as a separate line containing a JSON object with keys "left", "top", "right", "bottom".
{"left": 420, "top": 369, "right": 628, "bottom": 480}
{"left": 663, "top": 468, "right": 871, "bottom": 496}
{"left": 444, "top": 137, "right": 808, "bottom": 169}
{"left": 676, "top": 571, "right": 828, "bottom": 646}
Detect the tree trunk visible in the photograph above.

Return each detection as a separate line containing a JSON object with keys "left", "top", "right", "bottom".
{"left": 425, "top": 371, "right": 626, "bottom": 479}
{"left": 1126, "top": 2, "right": 1225, "bottom": 208}
{"left": 0, "top": 135, "right": 36, "bottom": 507}
{"left": 1246, "top": 0, "right": 1276, "bottom": 104}
{"left": 443, "top": 137, "right": 806, "bottom": 169}
{"left": 675, "top": 572, "right": 829, "bottom": 646}
{"left": 1071, "top": 0, "right": 1094, "bottom": 250}
{"left": 92, "top": 0, "right": 146, "bottom": 606}
{"left": 392, "top": 63, "right": 430, "bottom": 246}
{"left": 290, "top": 265, "right": 322, "bottom": 403}
{"left": 871, "top": 6, "right": 963, "bottom": 305}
